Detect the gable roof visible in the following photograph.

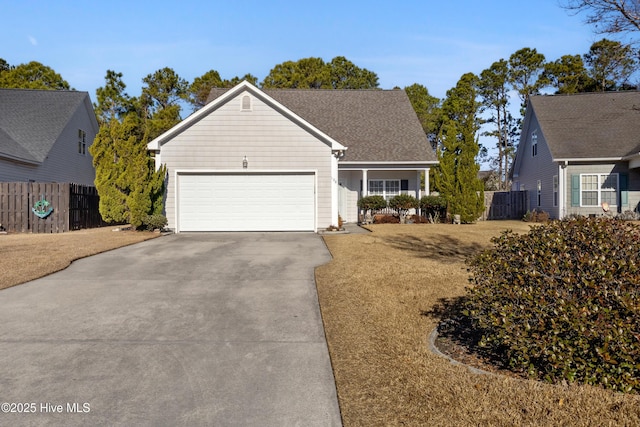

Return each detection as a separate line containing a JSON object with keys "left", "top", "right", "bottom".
{"left": 206, "top": 85, "right": 435, "bottom": 163}
{"left": 528, "top": 91, "right": 640, "bottom": 160}
{"left": 148, "top": 81, "right": 346, "bottom": 153}
{"left": 0, "top": 88, "right": 95, "bottom": 164}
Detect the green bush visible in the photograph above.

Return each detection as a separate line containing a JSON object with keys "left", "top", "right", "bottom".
{"left": 388, "top": 194, "right": 418, "bottom": 218}
{"left": 357, "top": 195, "right": 387, "bottom": 212}
{"left": 463, "top": 217, "right": 640, "bottom": 393}
{"left": 141, "top": 214, "right": 168, "bottom": 231}
{"left": 420, "top": 195, "right": 447, "bottom": 222}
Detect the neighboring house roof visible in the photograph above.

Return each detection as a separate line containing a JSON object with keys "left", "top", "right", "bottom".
{"left": 206, "top": 85, "right": 435, "bottom": 163}
{"left": 529, "top": 91, "right": 640, "bottom": 160}
{"left": 0, "top": 88, "right": 95, "bottom": 164}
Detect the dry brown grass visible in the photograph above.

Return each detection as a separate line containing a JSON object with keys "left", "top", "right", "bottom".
{"left": 0, "top": 226, "right": 159, "bottom": 290}
{"left": 316, "top": 222, "right": 640, "bottom": 426}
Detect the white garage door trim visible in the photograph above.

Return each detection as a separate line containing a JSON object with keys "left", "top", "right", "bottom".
{"left": 176, "top": 170, "right": 317, "bottom": 232}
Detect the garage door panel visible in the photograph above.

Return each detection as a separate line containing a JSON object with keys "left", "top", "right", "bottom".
{"left": 178, "top": 173, "right": 315, "bottom": 231}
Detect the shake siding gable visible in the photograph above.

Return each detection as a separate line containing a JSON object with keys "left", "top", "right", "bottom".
{"left": 160, "top": 91, "right": 333, "bottom": 230}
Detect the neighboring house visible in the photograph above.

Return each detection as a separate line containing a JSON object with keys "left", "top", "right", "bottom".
{"left": 0, "top": 88, "right": 98, "bottom": 186}
{"left": 147, "top": 80, "right": 436, "bottom": 232}
{"left": 512, "top": 91, "right": 640, "bottom": 219}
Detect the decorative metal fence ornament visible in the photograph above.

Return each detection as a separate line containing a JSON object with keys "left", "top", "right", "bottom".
{"left": 32, "top": 195, "right": 54, "bottom": 219}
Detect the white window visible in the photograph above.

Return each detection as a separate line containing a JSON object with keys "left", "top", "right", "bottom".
{"left": 553, "top": 175, "right": 558, "bottom": 207}
{"left": 531, "top": 131, "right": 538, "bottom": 157}
{"left": 581, "top": 173, "right": 618, "bottom": 207}
{"left": 369, "top": 179, "right": 400, "bottom": 201}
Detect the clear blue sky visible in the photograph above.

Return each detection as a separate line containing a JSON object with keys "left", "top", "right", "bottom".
{"left": 2, "top": 0, "right": 601, "bottom": 102}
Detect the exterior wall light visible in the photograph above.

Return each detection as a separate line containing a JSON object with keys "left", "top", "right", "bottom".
{"left": 242, "top": 156, "right": 248, "bottom": 169}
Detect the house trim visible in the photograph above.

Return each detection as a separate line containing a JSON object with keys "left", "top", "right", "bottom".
{"left": 555, "top": 157, "right": 624, "bottom": 162}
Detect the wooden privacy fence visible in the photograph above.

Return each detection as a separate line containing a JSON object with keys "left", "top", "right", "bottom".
{"left": 481, "top": 191, "right": 529, "bottom": 220}
{"left": 0, "top": 182, "right": 103, "bottom": 233}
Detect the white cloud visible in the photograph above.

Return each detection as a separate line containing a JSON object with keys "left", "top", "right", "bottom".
{"left": 28, "top": 36, "right": 37, "bottom": 46}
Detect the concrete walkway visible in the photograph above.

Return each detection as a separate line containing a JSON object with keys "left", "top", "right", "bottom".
{"left": 0, "top": 233, "right": 341, "bottom": 426}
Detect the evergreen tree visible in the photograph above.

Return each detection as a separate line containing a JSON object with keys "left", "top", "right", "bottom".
{"left": 583, "top": 38, "right": 638, "bottom": 91}
{"left": 188, "top": 70, "right": 259, "bottom": 110}
{"left": 261, "top": 56, "right": 379, "bottom": 89}
{"left": 404, "top": 83, "right": 442, "bottom": 150}
{"left": 0, "top": 61, "right": 70, "bottom": 90}
{"left": 478, "top": 60, "right": 517, "bottom": 190}
{"left": 508, "top": 47, "right": 546, "bottom": 115}
{"left": 434, "top": 74, "right": 484, "bottom": 223}
{"left": 90, "top": 71, "right": 168, "bottom": 229}
{"left": 541, "top": 55, "right": 594, "bottom": 94}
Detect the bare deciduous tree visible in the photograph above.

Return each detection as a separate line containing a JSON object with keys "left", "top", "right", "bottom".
{"left": 563, "top": 0, "right": 640, "bottom": 36}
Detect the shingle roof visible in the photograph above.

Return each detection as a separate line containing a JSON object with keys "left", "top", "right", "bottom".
{"left": 0, "top": 88, "right": 89, "bottom": 163}
{"left": 207, "top": 87, "right": 435, "bottom": 163}
{"left": 530, "top": 91, "right": 640, "bottom": 159}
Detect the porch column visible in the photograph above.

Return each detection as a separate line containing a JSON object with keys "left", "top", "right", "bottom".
{"left": 331, "top": 153, "right": 339, "bottom": 226}
{"left": 558, "top": 162, "right": 567, "bottom": 219}
{"left": 424, "top": 168, "right": 430, "bottom": 194}
{"left": 362, "top": 169, "right": 368, "bottom": 196}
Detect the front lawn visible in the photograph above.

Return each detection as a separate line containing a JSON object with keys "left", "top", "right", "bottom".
{"left": 316, "top": 222, "right": 640, "bottom": 426}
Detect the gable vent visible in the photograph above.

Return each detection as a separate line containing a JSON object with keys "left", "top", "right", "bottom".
{"left": 241, "top": 95, "right": 251, "bottom": 111}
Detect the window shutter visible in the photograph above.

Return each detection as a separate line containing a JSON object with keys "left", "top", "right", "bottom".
{"left": 401, "top": 180, "right": 409, "bottom": 192}
{"left": 360, "top": 180, "right": 363, "bottom": 192}
{"left": 620, "top": 174, "right": 629, "bottom": 207}
{"left": 571, "top": 175, "right": 580, "bottom": 207}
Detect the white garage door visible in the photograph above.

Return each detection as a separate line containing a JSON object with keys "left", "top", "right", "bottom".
{"left": 178, "top": 173, "right": 315, "bottom": 231}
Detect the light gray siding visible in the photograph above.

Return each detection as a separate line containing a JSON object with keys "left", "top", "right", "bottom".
{"left": 563, "top": 163, "right": 640, "bottom": 217}
{"left": 513, "top": 115, "right": 559, "bottom": 218}
{"left": 159, "top": 91, "right": 333, "bottom": 231}
{"left": 0, "top": 100, "right": 96, "bottom": 185}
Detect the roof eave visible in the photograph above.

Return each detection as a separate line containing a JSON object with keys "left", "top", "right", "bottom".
{"left": 0, "top": 152, "right": 40, "bottom": 165}
{"left": 555, "top": 157, "right": 625, "bottom": 162}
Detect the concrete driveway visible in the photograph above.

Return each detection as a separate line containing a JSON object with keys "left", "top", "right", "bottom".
{"left": 0, "top": 233, "right": 341, "bottom": 426}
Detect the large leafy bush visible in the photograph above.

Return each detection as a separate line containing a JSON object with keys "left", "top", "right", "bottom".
{"left": 464, "top": 217, "right": 640, "bottom": 393}
{"left": 388, "top": 194, "right": 418, "bottom": 221}
{"left": 420, "top": 195, "right": 447, "bottom": 223}
{"left": 357, "top": 195, "right": 387, "bottom": 212}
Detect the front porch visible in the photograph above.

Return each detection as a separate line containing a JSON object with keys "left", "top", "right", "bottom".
{"left": 337, "top": 165, "right": 432, "bottom": 223}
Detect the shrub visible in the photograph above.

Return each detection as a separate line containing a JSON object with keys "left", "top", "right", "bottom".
{"left": 463, "top": 217, "right": 640, "bottom": 393}
{"left": 141, "top": 214, "right": 168, "bottom": 231}
{"left": 523, "top": 209, "right": 550, "bottom": 222}
{"left": 420, "top": 195, "right": 447, "bottom": 223}
{"left": 388, "top": 194, "right": 418, "bottom": 222}
{"left": 357, "top": 195, "right": 387, "bottom": 213}
{"left": 618, "top": 210, "right": 640, "bottom": 221}
{"left": 373, "top": 214, "right": 400, "bottom": 224}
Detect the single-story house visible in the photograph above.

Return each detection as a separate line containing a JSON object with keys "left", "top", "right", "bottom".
{"left": 0, "top": 88, "right": 98, "bottom": 185}
{"left": 512, "top": 91, "right": 640, "bottom": 218}
{"left": 147, "top": 80, "right": 436, "bottom": 232}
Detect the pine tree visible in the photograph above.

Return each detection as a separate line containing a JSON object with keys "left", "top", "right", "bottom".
{"left": 90, "top": 69, "right": 170, "bottom": 229}
{"left": 433, "top": 74, "right": 485, "bottom": 223}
